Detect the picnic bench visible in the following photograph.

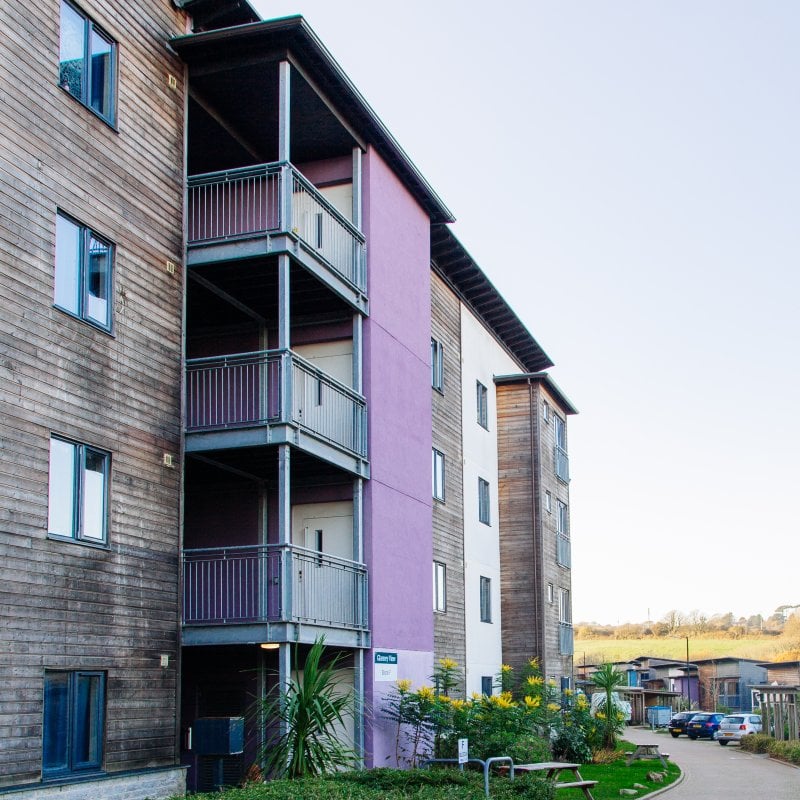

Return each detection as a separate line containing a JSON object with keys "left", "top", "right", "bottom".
{"left": 501, "top": 762, "right": 598, "bottom": 799}
{"left": 625, "top": 743, "right": 669, "bottom": 769}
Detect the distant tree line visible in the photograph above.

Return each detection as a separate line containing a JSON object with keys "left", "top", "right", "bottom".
{"left": 576, "top": 607, "right": 800, "bottom": 654}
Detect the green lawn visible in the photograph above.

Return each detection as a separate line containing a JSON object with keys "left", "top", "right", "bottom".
{"left": 575, "top": 636, "right": 778, "bottom": 664}
{"left": 556, "top": 744, "right": 680, "bottom": 800}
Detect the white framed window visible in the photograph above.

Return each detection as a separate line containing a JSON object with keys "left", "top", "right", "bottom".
{"left": 478, "top": 477, "right": 490, "bottom": 525}
{"left": 433, "top": 561, "right": 446, "bottom": 612}
{"left": 481, "top": 676, "right": 493, "bottom": 695}
{"left": 55, "top": 212, "right": 113, "bottom": 330}
{"left": 544, "top": 491, "right": 552, "bottom": 513}
{"left": 547, "top": 583, "right": 554, "bottom": 604}
{"left": 476, "top": 380, "right": 488, "bottom": 429}
{"left": 479, "top": 576, "right": 492, "bottom": 622}
{"left": 543, "top": 401, "right": 550, "bottom": 422}
{"left": 48, "top": 436, "right": 109, "bottom": 544}
{"left": 431, "top": 338, "right": 444, "bottom": 392}
{"left": 432, "top": 448, "right": 445, "bottom": 501}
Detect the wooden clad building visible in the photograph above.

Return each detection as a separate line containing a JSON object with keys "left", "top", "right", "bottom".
{"left": 0, "top": 0, "right": 252, "bottom": 796}
{"left": 495, "top": 373, "right": 577, "bottom": 683}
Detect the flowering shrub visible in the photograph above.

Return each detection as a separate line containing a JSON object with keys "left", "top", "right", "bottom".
{"left": 383, "top": 658, "right": 554, "bottom": 766}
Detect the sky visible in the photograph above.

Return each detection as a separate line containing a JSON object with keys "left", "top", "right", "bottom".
{"left": 252, "top": 1, "right": 800, "bottom": 624}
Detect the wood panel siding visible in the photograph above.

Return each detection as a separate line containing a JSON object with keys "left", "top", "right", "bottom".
{"left": 496, "top": 382, "right": 542, "bottom": 674}
{"left": 497, "top": 379, "right": 573, "bottom": 682}
{"left": 431, "top": 272, "right": 466, "bottom": 684}
{"left": 0, "top": 0, "right": 186, "bottom": 787}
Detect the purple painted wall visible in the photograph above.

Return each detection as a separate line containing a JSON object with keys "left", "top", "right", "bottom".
{"left": 362, "top": 145, "right": 433, "bottom": 766}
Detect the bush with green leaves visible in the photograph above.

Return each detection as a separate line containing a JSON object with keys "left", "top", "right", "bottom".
{"left": 383, "top": 658, "right": 555, "bottom": 766}
{"left": 255, "top": 637, "right": 356, "bottom": 778}
{"left": 166, "top": 768, "right": 556, "bottom": 799}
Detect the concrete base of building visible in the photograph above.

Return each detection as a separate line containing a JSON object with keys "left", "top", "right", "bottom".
{"left": 0, "top": 766, "right": 186, "bottom": 800}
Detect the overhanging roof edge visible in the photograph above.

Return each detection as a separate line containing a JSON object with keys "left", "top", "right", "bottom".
{"left": 170, "top": 16, "right": 455, "bottom": 224}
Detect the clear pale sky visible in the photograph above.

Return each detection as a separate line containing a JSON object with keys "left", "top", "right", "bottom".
{"left": 254, "top": 1, "right": 800, "bottom": 624}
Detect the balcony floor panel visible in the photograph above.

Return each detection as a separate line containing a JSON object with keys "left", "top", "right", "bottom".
{"left": 185, "top": 424, "right": 369, "bottom": 478}
{"left": 188, "top": 233, "right": 367, "bottom": 314}
{"left": 182, "top": 622, "right": 370, "bottom": 649}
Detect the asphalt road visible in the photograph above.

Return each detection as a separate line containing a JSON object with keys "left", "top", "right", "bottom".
{"left": 625, "top": 725, "right": 800, "bottom": 799}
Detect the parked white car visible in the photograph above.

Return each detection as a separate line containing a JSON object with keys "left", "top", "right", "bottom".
{"left": 717, "top": 713, "right": 762, "bottom": 745}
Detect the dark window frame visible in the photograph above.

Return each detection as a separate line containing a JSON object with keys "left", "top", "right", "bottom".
{"left": 476, "top": 380, "right": 488, "bottom": 429}
{"left": 433, "top": 561, "right": 446, "bottom": 612}
{"left": 59, "top": 0, "right": 117, "bottom": 125}
{"left": 432, "top": 448, "right": 446, "bottom": 502}
{"left": 48, "top": 435, "right": 110, "bottom": 546}
{"left": 55, "top": 211, "right": 114, "bottom": 332}
{"left": 43, "top": 670, "right": 106, "bottom": 778}
{"left": 479, "top": 575, "right": 492, "bottom": 623}
{"left": 431, "top": 338, "right": 444, "bottom": 392}
{"left": 478, "top": 477, "right": 490, "bottom": 525}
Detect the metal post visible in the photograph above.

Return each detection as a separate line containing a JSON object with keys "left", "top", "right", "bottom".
{"left": 278, "top": 61, "right": 290, "bottom": 163}
{"left": 278, "top": 642, "right": 292, "bottom": 741}
{"left": 353, "top": 649, "right": 365, "bottom": 768}
{"left": 686, "top": 636, "right": 691, "bottom": 708}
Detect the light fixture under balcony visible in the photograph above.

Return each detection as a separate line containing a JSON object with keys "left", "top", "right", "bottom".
{"left": 260, "top": 642, "right": 280, "bottom": 650}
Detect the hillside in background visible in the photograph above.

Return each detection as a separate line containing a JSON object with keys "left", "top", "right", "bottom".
{"left": 575, "top": 608, "right": 800, "bottom": 665}
{"left": 573, "top": 636, "right": 781, "bottom": 666}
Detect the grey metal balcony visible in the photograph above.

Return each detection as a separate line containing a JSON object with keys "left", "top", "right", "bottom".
{"left": 185, "top": 349, "right": 368, "bottom": 474}
{"left": 187, "top": 162, "right": 367, "bottom": 308}
{"left": 556, "top": 532, "right": 571, "bottom": 568}
{"left": 559, "top": 622, "right": 574, "bottom": 655}
{"left": 555, "top": 445, "right": 570, "bottom": 483}
{"left": 182, "top": 544, "right": 369, "bottom": 640}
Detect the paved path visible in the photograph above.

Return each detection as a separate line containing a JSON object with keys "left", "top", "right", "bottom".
{"left": 625, "top": 725, "right": 800, "bottom": 799}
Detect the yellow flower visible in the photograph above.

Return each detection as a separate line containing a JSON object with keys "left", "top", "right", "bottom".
{"left": 489, "top": 694, "right": 515, "bottom": 709}
{"left": 524, "top": 695, "right": 541, "bottom": 709}
{"left": 438, "top": 694, "right": 452, "bottom": 704}
{"left": 417, "top": 685, "right": 435, "bottom": 701}
{"left": 396, "top": 678, "right": 412, "bottom": 692}
{"left": 548, "top": 679, "right": 557, "bottom": 687}
{"left": 526, "top": 675, "right": 543, "bottom": 688}
{"left": 576, "top": 697, "right": 589, "bottom": 710}
{"left": 528, "top": 657, "right": 540, "bottom": 669}
{"left": 451, "top": 699, "right": 467, "bottom": 711}
{"left": 564, "top": 688, "right": 574, "bottom": 697}
{"left": 547, "top": 703, "right": 561, "bottom": 712}
{"left": 439, "top": 658, "right": 458, "bottom": 670}
{"left": 501, "top": 664, "right": 513, "bottom": 673}
{"left": 596, "top": 711, "right": 606, "bottom": 720}
{"left": 472, "top": 692, "right": 484, "bottom": 701}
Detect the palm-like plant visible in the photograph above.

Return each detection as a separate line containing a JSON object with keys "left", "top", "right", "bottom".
{"left": 258, "top": 636, "right": 356, "bottom": 778}
{"left": 591, "top": 662, "right": 626, "bottom": 749}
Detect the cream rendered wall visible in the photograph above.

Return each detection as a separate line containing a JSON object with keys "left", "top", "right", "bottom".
{"left": 460, "top": 306, "right": 520, "bottom": 695}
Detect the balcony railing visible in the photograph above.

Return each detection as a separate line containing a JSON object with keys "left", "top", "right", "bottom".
{"left": 556, "top": 532, "right": 571, "bottom": 568}
{"left": 182, "top": 544, "right": 368, "bottom": 630}
{"left": 555, "top": 445, "right": 570, "bottom": 483}
{"left": 559, "top": 622, "right": 574, "bottom": 655}
{"left": 185, "top": 349, "right": 368, "bottom": 458}
{"left": 187, "top": 162, "right": 366, "bottom": 291}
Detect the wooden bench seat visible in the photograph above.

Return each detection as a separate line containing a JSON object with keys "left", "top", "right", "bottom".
{"left": 555, "top": 780, "right": 599, "bottom": 790}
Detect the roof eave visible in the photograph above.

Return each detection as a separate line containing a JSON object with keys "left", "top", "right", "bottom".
{"left": 170, "top": 16, "right": 454, "bottom": 224}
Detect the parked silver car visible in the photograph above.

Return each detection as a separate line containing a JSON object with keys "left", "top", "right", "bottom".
{"left": 717, "top": 713, "right": 762, "bottom": 745}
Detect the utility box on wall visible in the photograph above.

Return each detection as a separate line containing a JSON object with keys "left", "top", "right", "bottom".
{"left": 192, "top": 717, "right": 245, "bottom": 755}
